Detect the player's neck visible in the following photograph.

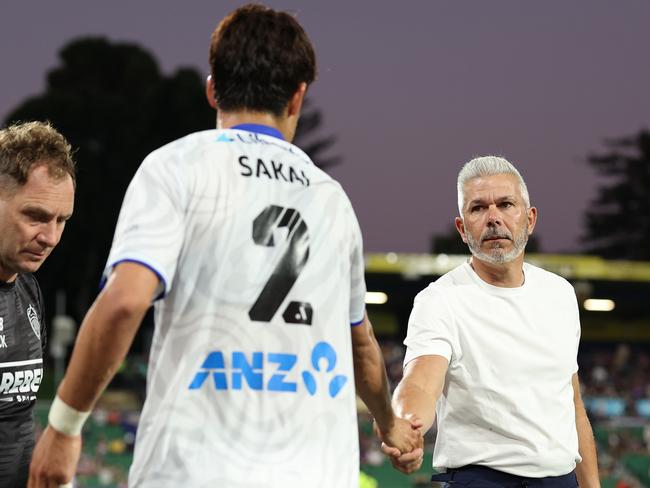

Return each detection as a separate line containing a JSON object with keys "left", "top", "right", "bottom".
{"left": 0, "top": 268, "right": 17, "bottom": 283}
{"left": 469, "top": 256, "right": 525, "bottom": 288}
{"left": 217, "top": 110, "right": 292, "bottom": 141}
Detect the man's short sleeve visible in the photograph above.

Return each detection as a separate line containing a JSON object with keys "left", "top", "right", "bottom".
{"left": 102, "top": 153, "right": 187, "bottom": 299}
{"left": 403, "top": 286, "right": 455, "bottom": 366}
{"left": 348, "top": 208, "right": 366, "bottom": 326}
{"left": 569, "top": 286, "right": 581, "bottom": 374}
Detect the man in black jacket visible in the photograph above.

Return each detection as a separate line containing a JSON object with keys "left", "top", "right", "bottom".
{"left": 0, "top": 121, "right": 75, "bottom": 488}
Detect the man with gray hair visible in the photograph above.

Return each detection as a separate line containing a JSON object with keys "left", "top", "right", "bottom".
{"left": 456, "top": 156, "right": 531, "bottom": 265}
{"left": 383, "top": 156, "right": 600, "bottom": 487}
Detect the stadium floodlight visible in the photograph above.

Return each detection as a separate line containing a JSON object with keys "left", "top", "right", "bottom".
{"left": 583, "top": 298, "right": 615, "bottom": 312}
{"left": 365, "top": 292, "right": 388, "bottom": 304}
{"left": 385, "top": 252, "right": 398, "bottom": 264}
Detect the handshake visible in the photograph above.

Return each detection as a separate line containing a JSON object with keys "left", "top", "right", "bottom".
{"left": 373, "top": 415, "right": 425, "bottom": 474}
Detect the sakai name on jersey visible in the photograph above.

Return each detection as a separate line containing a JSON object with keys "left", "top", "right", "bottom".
{"left": 239, "top": 156, "right": 310, "bottom": 187}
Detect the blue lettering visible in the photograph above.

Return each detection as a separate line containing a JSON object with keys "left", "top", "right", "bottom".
{"left": 202, "top": 351, "right": 225, "bottom": 369}
{"left": 188, "top": 352, "right": 227, "bottom": 390}
{"left": 212, "top": 371, "right": 228, "bottom": 390}
{"left": 267, "top": 353, "right": 297, "bottom": 392}
{"left": 302, "top": 371, "right": 317, "bottom": 396}
{"left": 188, "top": 371, "right": 209, "bottom": 390}
{"left": 311, "top": 342, "right": 337, "bottom": 372}
{"left": 188, "top": 344, "right": 348, "bottom": 397}
{"left": 232, "top": 352, "right": 263, "bottom": 390}
{"left": 328, "top": 375, "right": 347, "bottom": 398}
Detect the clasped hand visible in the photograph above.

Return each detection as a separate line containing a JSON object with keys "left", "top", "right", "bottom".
{"left": 374, "top": 416, "right": 424, "bottom": 474}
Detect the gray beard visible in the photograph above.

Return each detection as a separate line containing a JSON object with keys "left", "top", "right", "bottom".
{"left": 466, "top": 227, "right": 529, "bottom": 265}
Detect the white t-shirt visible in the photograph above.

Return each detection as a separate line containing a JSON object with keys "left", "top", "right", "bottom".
{"left": 103, "top": 126, "right": 367, "bottom": 488}
{"left": 404, "top": 262, "right": 581, "bottom": 477}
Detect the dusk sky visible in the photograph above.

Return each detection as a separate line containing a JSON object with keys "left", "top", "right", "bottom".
{"left": 2, "top": 1, "right": 649, "bottom": 253}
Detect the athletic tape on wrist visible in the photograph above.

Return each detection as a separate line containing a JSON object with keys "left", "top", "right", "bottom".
{"left": 48, "top": 395, "right": 91, "bottom": 436}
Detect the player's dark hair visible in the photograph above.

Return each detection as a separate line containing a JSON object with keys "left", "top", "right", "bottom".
{"left": 0, "top": 121, "right": 76, "bottom": 190}
{"left": 209, "top": 4, "right": 317, "bottom": 117}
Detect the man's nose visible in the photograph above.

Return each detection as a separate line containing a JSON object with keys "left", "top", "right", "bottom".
{"left": 36, "top": 222, "right": 59, "bottom": 247}
{"left": 486, "top": 204, "right": 503, "bottom": 226}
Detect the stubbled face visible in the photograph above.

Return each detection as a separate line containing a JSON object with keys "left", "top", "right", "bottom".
{"left": 0, "top": 164, "right": 74, "bottom": 282}
{"left": 456, "top": 173, "right": 536, "bottom": 265}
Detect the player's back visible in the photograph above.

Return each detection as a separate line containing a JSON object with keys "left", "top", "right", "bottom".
{"left": 106, "top": 126, "right": 364, "bottom": 487}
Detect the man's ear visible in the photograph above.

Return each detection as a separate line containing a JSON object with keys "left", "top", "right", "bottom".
{"left": 527, "top": 206, "right": 538, "bottom": 235}
{"left": 455, "top": 216, "right": 468, "bottom": 243}
{"left": 205, "top": 75, "right": 217, "bottom": 109}
{"left": 287, "top": 82, "right": 308, "bottom": 117}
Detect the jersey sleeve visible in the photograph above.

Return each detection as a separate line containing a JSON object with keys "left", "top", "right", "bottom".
{"left": 348, "top": 207, "right": 366, "bottom": 326}
{"left": 569, "top": 285, "right": 581, "bottom": 374}
{"left": 102, "top": 152, "right": 188, "bottom": 299}
{"left": 403, "top": 286, "right": 455, "bottom": 366}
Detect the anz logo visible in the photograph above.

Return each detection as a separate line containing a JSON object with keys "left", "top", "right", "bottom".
{"left": 189, "top": 342, "right": 348, "bottom": 399}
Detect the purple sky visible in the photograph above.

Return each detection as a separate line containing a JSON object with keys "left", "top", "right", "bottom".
{"left": 2, "top": 1, "right": 649, "bottom": 253}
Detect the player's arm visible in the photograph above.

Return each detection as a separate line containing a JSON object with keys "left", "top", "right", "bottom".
{"left": 351, "top": 313, "right": 422, "bottom": 455}
{"left": 58, "top": 262, "right": 157, "bottom": 409}
{"left": 393, "top": 354, "right": 447, "bottom": 433}
{"left": 28, "top": 262, "right": 158, "bottom": 488}
{"left": 382, "top": 354, "right": 448, "bottom": 474}
{"left": 572, "top": 373, "right": 600, "bottom": 488}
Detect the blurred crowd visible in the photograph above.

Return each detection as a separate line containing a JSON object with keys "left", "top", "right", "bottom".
{"left": 580, "top": 343, "right": 650, "bottom": 415}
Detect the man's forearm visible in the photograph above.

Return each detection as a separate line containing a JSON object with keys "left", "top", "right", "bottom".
{"left": 575, "top": 408, "right": 600, "bottom": 488}
{"left": 391, "top": 355, "right": 448, "bottom": 435}
{"left": 392, "top": 381, "right": 436, "bottom": 433}
{"left": 57, "top": 291, "right": 149, "bottom": 412}
{"left": 352, "top": 328, "right": 394, "bottom": 431}
{"left": 572, "top": 373, "right": 600, "bottom": 488}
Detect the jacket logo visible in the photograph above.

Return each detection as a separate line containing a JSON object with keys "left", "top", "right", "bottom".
{"left": 27, "top": 305, "right": 40, "bottom": 340}
{"left": 0, "top": 367, "right": 43, "bottom": 400}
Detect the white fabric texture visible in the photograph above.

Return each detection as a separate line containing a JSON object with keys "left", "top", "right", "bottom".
{"left": 104, "top": 128, "right": 366, "bottom": 487}
{"left": 404, "top": 262, "right": 581, "bottom": 477}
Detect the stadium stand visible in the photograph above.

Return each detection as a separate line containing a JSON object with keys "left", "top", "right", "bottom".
{"left": 34, "top": 253, "right": 650, "bottom": 487}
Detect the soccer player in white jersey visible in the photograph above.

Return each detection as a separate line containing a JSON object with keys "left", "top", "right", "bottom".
{"left": 383, "top": 157, "right": 600, "bottom": 487}
{"left": 28, "top": 4, "right": 421, "bottom": 487}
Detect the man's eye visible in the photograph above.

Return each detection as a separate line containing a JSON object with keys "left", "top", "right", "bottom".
{"left": 25, "top": 213, "right": 44, "bottom": 222}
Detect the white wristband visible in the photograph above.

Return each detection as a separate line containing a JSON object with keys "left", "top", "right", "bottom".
{"left": 48, "top": 395, "right": 91, "bottom": 436}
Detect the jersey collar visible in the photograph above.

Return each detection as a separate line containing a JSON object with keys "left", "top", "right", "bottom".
{"left": 0, "top": 278, "right": 17, "bottom": 290}
{"left": 231, "top": 124, "right": 285, "bottom": 141}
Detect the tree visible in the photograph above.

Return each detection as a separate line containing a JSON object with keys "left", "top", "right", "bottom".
{"left": 293, "top": 98, "right": 341, "bottom": 170}
{"left": 4, "top": 37, "right": 213, "bottom": 319}
{"left": 4, "top": 37, "right": 340, "bottom": 320}
{"left": 582, "top": 130, "right": 650, "bottom": 259}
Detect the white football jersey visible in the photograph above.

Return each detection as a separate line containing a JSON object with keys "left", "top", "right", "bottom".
{"left": 103, "top": 125, "right": 367, "bottom": 487}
